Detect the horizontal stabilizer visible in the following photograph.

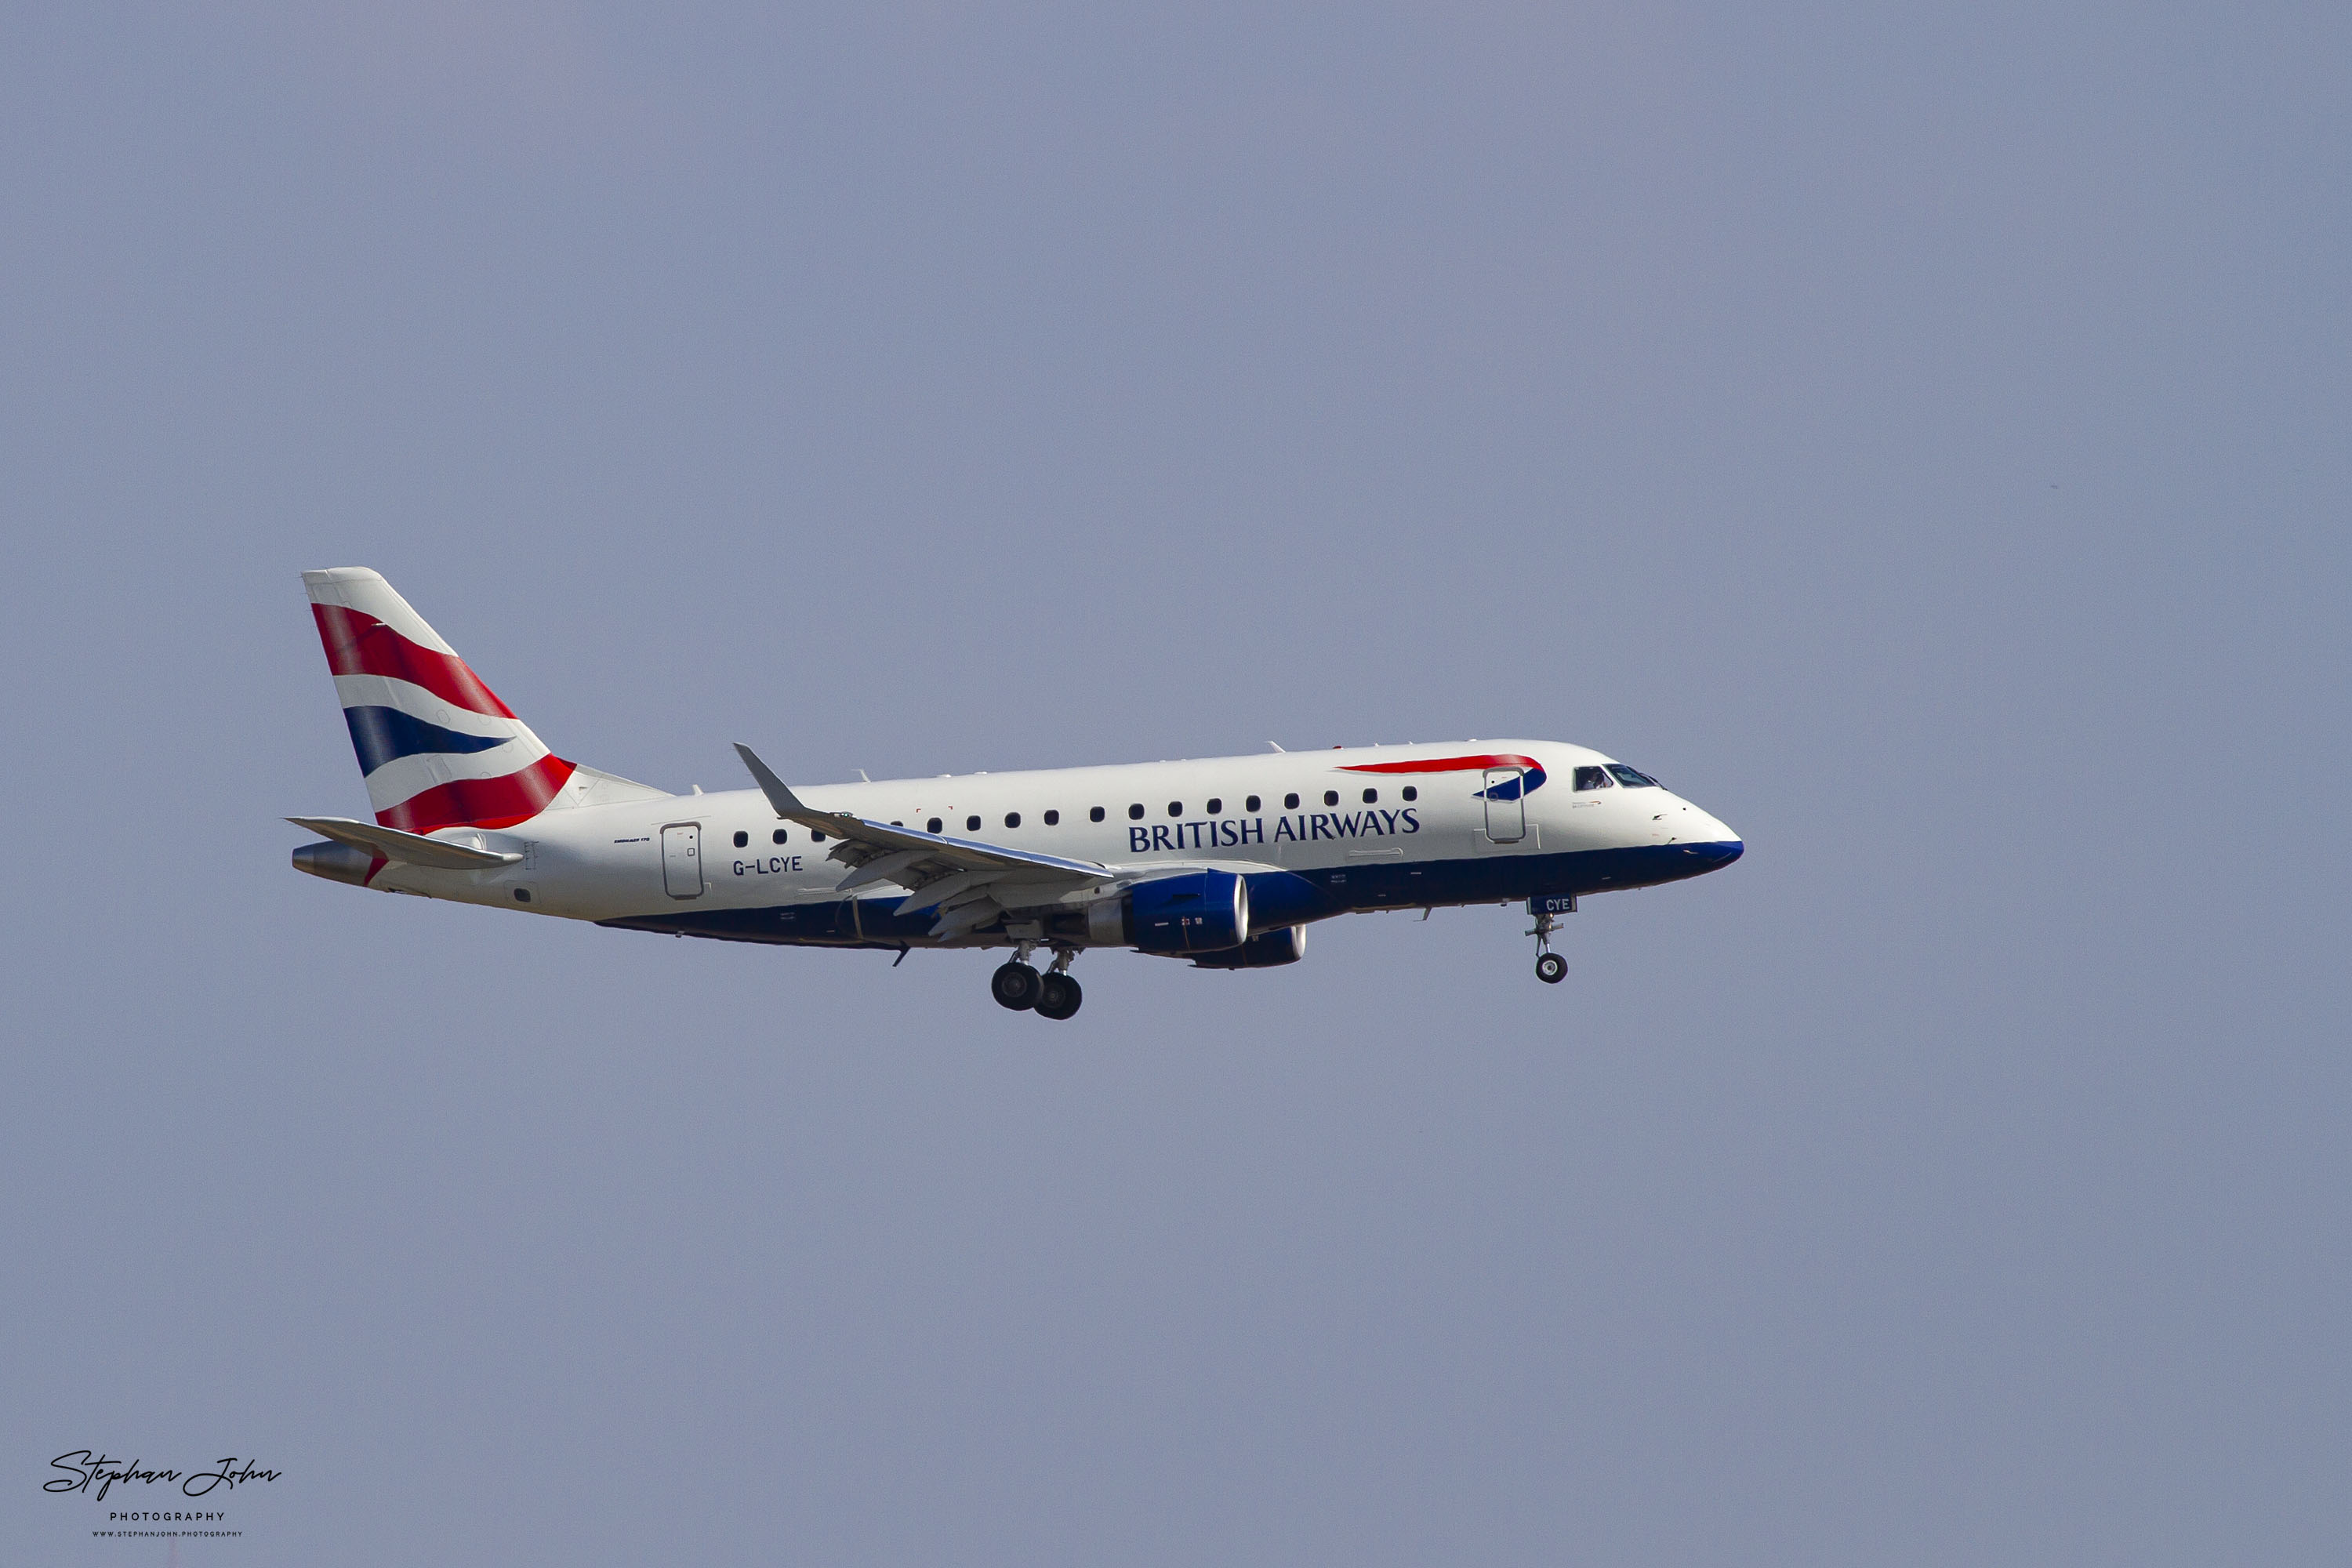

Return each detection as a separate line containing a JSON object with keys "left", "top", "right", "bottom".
{"left": 285, "top": 815, "right": 523, "bottom": 870}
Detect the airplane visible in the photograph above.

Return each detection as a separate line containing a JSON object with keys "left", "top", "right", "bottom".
{"left": 289, "top": 568, "right": 1744, "bottom": 1018}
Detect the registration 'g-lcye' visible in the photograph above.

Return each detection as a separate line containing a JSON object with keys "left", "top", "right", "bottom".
{"left": 289, "top": 569, "right": 1744, "bottom": 1018}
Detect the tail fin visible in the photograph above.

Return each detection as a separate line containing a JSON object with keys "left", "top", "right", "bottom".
{"left": 302, "top": 568, "right": 663, "bottom": 833}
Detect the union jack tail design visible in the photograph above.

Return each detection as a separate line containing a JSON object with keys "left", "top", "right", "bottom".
{"left": 303, "top": 568, "right": 616, "bottom": 834}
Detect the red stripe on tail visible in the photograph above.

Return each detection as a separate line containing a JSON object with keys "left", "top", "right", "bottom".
{"left": 311, "top": 604, "right": 518, "bottom": 720}
{"left": 377, "top": 755, "right": 576, "bottom": 834}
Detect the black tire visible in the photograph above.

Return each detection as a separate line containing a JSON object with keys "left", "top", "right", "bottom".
{"left": 1535, "top": 952, "right": 1567, "bottom": 985}
{"left": 992, "top": 961, "right": 1040, "bottom": 1010}
{"left": 1035, "top": 972, "right": 1082, "bottom": 1021}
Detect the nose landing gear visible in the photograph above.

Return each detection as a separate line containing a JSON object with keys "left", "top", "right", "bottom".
{"left": 1527, "top": 894, "right": 1576, "bottom": 985}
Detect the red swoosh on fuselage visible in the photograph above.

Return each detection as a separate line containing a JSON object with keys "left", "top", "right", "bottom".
{"left": 1338, "top": 753, "right": 1541, "bottom": 775}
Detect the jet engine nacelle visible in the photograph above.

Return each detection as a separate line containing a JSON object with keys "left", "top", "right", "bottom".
{"left": 1189, "top": 924, "right": 1307, "bottom": 969}
{"left": 1087, "top": 869, "right": 1251, "bottom": 953}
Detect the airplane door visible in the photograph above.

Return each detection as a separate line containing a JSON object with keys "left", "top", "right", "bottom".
{"left": 1483, "top": 769, "right": 1526, "bottom": 844}
{"left": 662, "top": 823, "right": 704, "bottom": 898}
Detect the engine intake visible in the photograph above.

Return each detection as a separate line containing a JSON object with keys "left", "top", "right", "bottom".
{"left": 1110, "top": 869, "right": 1251, "bottom": 953}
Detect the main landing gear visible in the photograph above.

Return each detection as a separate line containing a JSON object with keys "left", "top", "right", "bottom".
{"left": 991, "top": 961, "right": 1041, "bottom": 1009}
{"left": 993, "top": 946, "right": 1083, "bottom": 1021}
{"left": 1035, "top": 971, "right": 1082, "bottom": 1021}
{"left": 1527, "top": 895, "right": 1576, "bottom": 985}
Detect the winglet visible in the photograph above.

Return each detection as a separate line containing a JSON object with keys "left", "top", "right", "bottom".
{"left": 733, "top": 746, "right": 896, "bottom": 847}
{"left": 733, "top": 742, "right": 807, "bottom": 818}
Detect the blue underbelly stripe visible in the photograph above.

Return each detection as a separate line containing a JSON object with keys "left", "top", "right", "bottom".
{"left": 596, "top": 841, "right": 1746, "bottom": 946}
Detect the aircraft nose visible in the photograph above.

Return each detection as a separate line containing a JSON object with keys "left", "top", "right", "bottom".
{"left": 1680, "top": 806, "right": 1743, "bottom": 869}
{"left": 1690, "top": 834, "right": 1744, "bottom": 869}
{"left": 1638, "top": 795, "right": 1743, "bottom": 873}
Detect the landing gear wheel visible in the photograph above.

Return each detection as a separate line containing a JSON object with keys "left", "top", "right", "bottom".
{"left": 1535, "top": 951, "right": 1568, "bottom": 985}
{"left": 992, "top": 961, "right": 1041, "bottom": 1011}
{"left": 1035, "top": 972, "right": 1083, "bottom": 1021}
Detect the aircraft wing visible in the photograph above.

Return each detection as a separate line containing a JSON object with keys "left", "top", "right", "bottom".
{"left": 733, "top": 744, "right": 1118, "bottom": 932}
{"left": 286, "top": 815, "right": 524, "bottom": 870}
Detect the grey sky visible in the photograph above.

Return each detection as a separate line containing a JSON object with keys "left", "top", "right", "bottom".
{"left": 4, "top": 4, "right": 2346, "bottom": 1563}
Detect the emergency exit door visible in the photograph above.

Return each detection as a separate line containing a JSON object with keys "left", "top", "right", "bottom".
{"left": 1483, "top": 769, "right": 1526, "bottom": 843}
{"left": 662, "top": 823, "right": 704, "bottom": 898}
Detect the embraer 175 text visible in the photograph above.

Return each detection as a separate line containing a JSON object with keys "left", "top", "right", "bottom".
{"left": 289, "top": 569, "right": 1744, "bottom": 1018}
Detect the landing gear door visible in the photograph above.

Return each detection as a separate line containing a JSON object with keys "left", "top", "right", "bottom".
{"left": 662, "top": 822, "right": 704, "bottom": 898}
{"left": 1483, "top": 769, "right": 1526, "bottom": 843}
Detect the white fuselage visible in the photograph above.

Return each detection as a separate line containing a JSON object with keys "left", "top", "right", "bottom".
{"left": 354, "top": 739, "right": 1742, "bottom": 950}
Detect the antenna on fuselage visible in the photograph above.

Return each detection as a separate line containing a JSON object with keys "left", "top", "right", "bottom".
{"left": 1266, "top": 741, "right": 1285, "bottom": 752}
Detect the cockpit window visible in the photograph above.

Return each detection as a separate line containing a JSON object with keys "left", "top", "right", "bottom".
{"left": 1572, "top": 765, "right": 1614, "bottom": 791}
{"left": 1606, "top": 764, "right": 1661, "bottom": 788}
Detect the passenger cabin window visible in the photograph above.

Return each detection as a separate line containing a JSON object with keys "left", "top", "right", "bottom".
{"left": 811, "top": 830, "right": 826, "bottom": 841}
{"left": 1044, "top": 810, "right": 1059, "bottom": 826}
{"left": 772, "top": 829, "right": 788, "bottom": 844}
{"left": 1606, "top": 764, "right": 1661, "bottom": 788}
{"left": 1129, "top": 804, "right": 1145, "bottom": 820}
{"left": 1284, "top": 793, "right": 1300, "bottom": 810}
{"left": 1167, "top": 801, "right": 1183, "bottom": 817}
{"left": 1091, "top": 807, "right": 1105, "bottom": 822}
{"left": 1402, "top": 786, "right": 1417, "bottom": 801}
{"left": 1246, "top": 795, "right": 1261, "bottom": 812}
{"left": 1207, "top": 797, "right": 1221, "bottom": 815}
{"left": 1573, "top": 766, "right": 1614, "bottom": 791}
{"left": 966, "top": 815, "right": 982, "bottom": 831}
{"left": 732, "top": 830, "right": 749, "bottom": 848}
{"left": 1004, "top": 812, "right": 1021, "bottom": 829}
{"left": 927, "top": 818, "right": 942, "bottom": 834}
{"left": 1323, "top": 789, "right": 1339, "bottom": 807}
{"left": 1362, "top": 788, "right": 1377, "bottom": 804}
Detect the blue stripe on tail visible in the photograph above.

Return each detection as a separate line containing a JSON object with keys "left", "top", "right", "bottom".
{"left": 343, "top": 706, "right": 510, "bottom": 776}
